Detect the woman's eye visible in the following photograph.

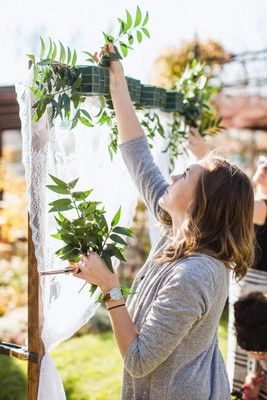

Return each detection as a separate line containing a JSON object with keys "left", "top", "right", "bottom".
{"left": 182, "top": 171, "right": 187, "bottom": 178}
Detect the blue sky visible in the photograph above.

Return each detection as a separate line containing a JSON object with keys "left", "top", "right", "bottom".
{"left": 1, "top": 0, "right": 266, "bottom": 85}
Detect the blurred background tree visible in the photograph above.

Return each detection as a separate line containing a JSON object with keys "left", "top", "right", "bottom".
{"left": 152, "top": 38, "right": 230, "bottom": 89}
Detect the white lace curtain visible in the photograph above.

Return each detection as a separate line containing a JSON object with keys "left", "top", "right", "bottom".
{"left": 16, "top": 72, "right": 192, "bottom": 399}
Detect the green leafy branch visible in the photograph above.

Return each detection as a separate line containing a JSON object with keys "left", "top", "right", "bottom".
{"left": 84, "top": 6, "right": 150, "bottom": 66}
{"left": 164, "top": 60, "right": 224, "bottom": 172}
{"left": 47, "top": 174, "right": 135, "bottom": 301}
{"left": 141, "top": 110, "right": 165, "bottom": 148}
{"left": 28, "top": 38, "right": 92, "bottom": 128}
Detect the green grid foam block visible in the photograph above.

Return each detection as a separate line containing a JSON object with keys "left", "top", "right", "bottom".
{"left": 163, "top": 91, "right": 184, "bottom": 112}
{"left": 125, "top": 77, "right": 141, "bottom": 103}
{"left": 140, "top": 85, "right": 167, "bottom": 109}
{"left": 78, "top": 65, "right": 110, "bottom": 95}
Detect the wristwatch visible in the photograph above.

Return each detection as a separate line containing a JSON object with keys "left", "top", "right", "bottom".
{"left": 102, "top": 288, "right": 123, "bottom": 303}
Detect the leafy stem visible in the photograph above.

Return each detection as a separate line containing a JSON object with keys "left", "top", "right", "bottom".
{"left": 47, "top": 176, "right": 134, "bottom": 302}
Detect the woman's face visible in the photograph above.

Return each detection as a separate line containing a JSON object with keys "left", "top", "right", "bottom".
{"left": 159, "top": 162, "right": 205, "bottom": 217}
{"left": 253, "top": 164, "right": 267, "bottom": 188}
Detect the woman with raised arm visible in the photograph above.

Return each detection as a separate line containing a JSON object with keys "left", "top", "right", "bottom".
{"left": 71, "top": 46, "right": 255, "bottom": 400}
{"left": 187, "top": 129, "right": 267, "bottom": 398}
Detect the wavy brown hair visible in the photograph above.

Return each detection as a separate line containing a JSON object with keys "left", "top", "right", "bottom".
{"left": 156, "top": 155, "right": 255, "bottom": 280}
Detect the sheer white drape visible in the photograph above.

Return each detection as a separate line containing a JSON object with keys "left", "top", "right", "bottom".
{"left": 16, "top": 75, "right": 192, "bottom": 398}
{"left": 16, "top": 76, "right": 138, "bottom": 399}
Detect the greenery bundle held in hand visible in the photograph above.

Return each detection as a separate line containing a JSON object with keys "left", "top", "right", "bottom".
{"left": 47, "top": 174, "right": 135, "bottom": 301}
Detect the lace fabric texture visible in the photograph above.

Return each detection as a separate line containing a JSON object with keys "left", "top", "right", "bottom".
{"left": 16, "top": 74, "right": 138, "bottom": 399}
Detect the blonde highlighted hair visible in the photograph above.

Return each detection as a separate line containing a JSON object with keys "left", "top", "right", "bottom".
{"left": 156, "top": 155, "right": 255, "bottom": 280}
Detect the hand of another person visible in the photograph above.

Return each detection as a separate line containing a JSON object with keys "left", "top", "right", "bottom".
{"left": 187, "top": 128, "right": 210, "bottom": 160}
{"left": 241, "top": 373, "right": 264, "bottom": 399}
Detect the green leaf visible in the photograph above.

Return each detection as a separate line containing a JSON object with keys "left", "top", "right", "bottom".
{"left": 110, "top": 234, "right": 127, "bottom": 246}
{"left": 67, "top": 47, "right": 72, "bottom": 64}
{"left": 37, "top": 59, "right": 52, "bottom": 66}
{"left": 141, "top": 27, "right": 150, "bottom": 38}
{"left": 81, "top": 109, "right": 92, "bottom": 120}
{"left": 40, "top": 37, "right": 45, "bottom": 59}
{"left": 136, "top": 30, "right": 142, "bottom": 43}
{"left": 46, "top": 185, "right": 70, "bottom": 194}
{"left": 59, "top": 41, "right": 66, "bottom": 63}
{"left": 101, "top": 250, "right": 113, "bottom": 270}
{"left": 46, "top": 37, "right": 53, "bottom": 58}
{"left": 55, "top": 243, "right": 73, "bottom": 255}
{"left": 27, "top": 54, "right": 35, "bottom": 64}
{"left": 68, "top": 177, "right": 79, "bottom": 189}
{"left": 33, "top": 65, "right": 39, "bottom": 82}
{"left": 125, "top": 9, "right": 132, "bottom": 30}
{"left": 79, "top": 116, "right": 94, "bottom": 127}
{"left": 102, "top": 32, "right": 114, "bottom": 44}
{"left": 51, "top": 41, "right": 57, "bottom": 60}
{"left": 143, "top": 11, "right": 149, "bottom": 26}
{"left": 72, "top": 190, "right": 93, "bottom": 200}
{"left": 106, "top": 243, "right": 127, "bottom": 259}
{"left": 51, "top": 233, "right": 62, "bottom": 240}
{"left": 49, "top": 174, "right": 68, "bottom": 188}
{"left": 71, "top": 116, "right": 79, "bottom": 129}
{"left": 134, "top": 6, "right": 142, "bottom": 27}
{"left": 71, "top": 50, "right": 77, "bottom": 67}
{"left": 112, "top": 226, "right": 134, "bottom": 237}
{"left": 49, "top": 198, "right": 72, "bottom": 207}
{"left": 58, "top": 212, "right": 68, "bottom": 221}
{"left": 61, "top": 93, "right": 70, "bottom": 116}
{"left": 119, "top": 42, "right": 128, "bottom": 57}
{"left": 128, "top": 34, "right": 134, "bottom": 45}
{"left": 49, "top": 198, "right": 73, "bottom": 212}
{"left": 98, "top": 111, "right": 110, "bottom": 125}
{"left": 118, "top": 18, "right": 126, "bottom": 35}
{"left": 121, "top": 287, "right": 136, "bottom": 296}
{"left": 72, "top": 74, "right": 82, "bottom": 90}
{"left": 111, "top": 206, "right": 121, "bottom": 227}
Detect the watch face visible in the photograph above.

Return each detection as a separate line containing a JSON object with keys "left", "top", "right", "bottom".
{"left": 110, "top": 288, "right": 122, "bottom": 300}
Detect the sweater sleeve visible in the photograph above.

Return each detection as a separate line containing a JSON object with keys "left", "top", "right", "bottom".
{"left": 123, "top": 263, "right": 214, "bottom": 378}
{"left": 119, "top": 135, "right": 168, "bottom": 220}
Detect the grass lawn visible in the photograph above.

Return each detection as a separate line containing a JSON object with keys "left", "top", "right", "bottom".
{"left": 0, "top": 312, "right": 228, "bottom": 400}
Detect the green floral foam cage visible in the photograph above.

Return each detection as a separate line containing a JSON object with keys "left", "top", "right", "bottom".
{"left": 125, "top": 77, "right": 141, "bottom": 103}
{"left": 140, "top": 85, "right": 167, "bottom": 109}
{"left": 78, "top": 65, "right": 110, "bottom": 95}
{"left": 163, "top": 91, "right": 184, "bottom": 112}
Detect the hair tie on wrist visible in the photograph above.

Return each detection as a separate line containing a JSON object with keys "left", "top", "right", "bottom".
{"left": 107, "top": 303, "right": 125, "bottom": 311}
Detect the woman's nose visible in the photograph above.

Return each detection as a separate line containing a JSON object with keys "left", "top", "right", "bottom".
{"left": 170, "top": 175, "right": 178, "bottom": 183}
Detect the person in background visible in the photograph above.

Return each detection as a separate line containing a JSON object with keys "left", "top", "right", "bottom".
{"left": 187, "top": 129, "right": 267, "bottom": 399}
{"left": 233, "top": 291, "right": 267, "bottom": 400}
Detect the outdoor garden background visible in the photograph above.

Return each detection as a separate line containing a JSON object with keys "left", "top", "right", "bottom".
{"left": 1, "top": 0, "right": 267, "bottom": 399}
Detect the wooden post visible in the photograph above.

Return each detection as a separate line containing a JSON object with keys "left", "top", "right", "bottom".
{"left": 27, "top": 219, "right": 44, "bottom": 399}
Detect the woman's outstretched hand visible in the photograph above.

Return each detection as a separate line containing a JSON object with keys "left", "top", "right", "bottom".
{"left": 94, "top": 44, "right": 125, "bottom": 92}
{"left": 187, "top": 128, "right": 211, "bottom": 160}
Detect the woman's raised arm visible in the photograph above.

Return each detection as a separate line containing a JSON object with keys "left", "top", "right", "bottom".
{"left": 106, "top": 45, "right": 168, "bottom": 219}
{"left": 108, "top": 46, "right": 144, "bottom": 143}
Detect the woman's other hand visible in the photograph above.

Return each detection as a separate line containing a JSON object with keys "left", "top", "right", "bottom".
{"left": 187, "top": 128, "right": 210, "bottom": 160}
{"left": 241, "top": 373, "right": 264, "bottom": 399}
